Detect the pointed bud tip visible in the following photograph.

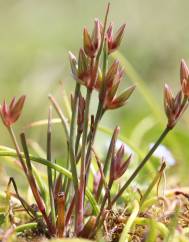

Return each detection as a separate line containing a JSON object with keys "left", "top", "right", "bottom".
{"left": 164, "top": 83, "right": 169, "bottom": 89}
{"left": 68, "top": 51, "right": 76, "bottom": 59}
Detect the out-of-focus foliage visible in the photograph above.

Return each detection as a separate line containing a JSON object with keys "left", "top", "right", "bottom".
{"left": 1, "top": 0, "right": 189, "bottom": 188}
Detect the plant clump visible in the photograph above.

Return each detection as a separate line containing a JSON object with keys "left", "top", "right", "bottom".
{"left": 1, "top": 3, "right": 189, "bottom": 242}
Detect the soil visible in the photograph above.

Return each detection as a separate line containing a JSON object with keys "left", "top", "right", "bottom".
{"left": 11, "top": 190, "right": 189, "bottom": 242}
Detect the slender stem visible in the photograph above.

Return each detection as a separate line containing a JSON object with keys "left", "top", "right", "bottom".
{"left": 74, "top": 2, "right": 110, "bottom": 167}
{"left": 92, "top": 148, "right": 111, "bottom": 206}
{"left": 49, "top": 87, "right": 80, "bottom": 229}
{"left": 48, "top": 94, "right": 70, "bottom": 142}
{"left": 90, "top": 179, "right": 113, "bottom": 238}
{"left": 96, "top": 126, "right": 119, "bottom": 201}
{"left": 75, "top": 131, "right": 82, "bottom": 157}
{"left": 80, "top": 89, "right": 91, "bottom": 180}
{"left": 8, "top": 126, "right": 27, "bottom": 175}
{"left": 140, "top": 162, "right": 166, "bottom": 207}
{"left": 69, "top": 83, "right": 80, "bottom": 233}
{"left": 69, "top": 83, "right": 80, "bottom": 192}
{"left": 77, "top": 88, "right": 92, "bottom": 233}
{"left": 85, "top": 36, "right": 109, "bottom": 185}
{"left": 96, "top": 2, "right": 110, "bottom": 62}
{"left": 85, "top": 105, "right": 103, "bottom": 175}
{"left": 8, "top": 177, "right": 35, "bottom": 218}
{"left": 20, "top": 132, "right": 55, "bottom": 235}
{"left": 47, "top": 106, "right": 56, "bottom": 227}
{"left": 111, "top": 126, "right": 171, "bottom": 205}
{"left": 65, "top": 194, "right": 75, "bottom": 227}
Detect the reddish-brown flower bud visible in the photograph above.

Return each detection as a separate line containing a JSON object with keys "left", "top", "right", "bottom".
{"left": 77, "top": 48, "right": 90, "bottom": 85}
{"left": 0, "top": 96, "right": 26, "bottom": 127}
{"left": 99, "top": 60, "right": 124, "bottom": 103}
{"left": 108, "top": 85, "right": 136, "bottom": 109}
{"left": 83, "top": 19, "right": 101, "bottom": 58}
{"left": 98, "top": 58, "right": 135, "bottom": 110}
{"left": 92, "top": 19, "right": 101, "bottom": 52}
{"left": 110, "top": 144, "right": 131, "bottom": 181}
{"left": 164, "top": 84, "right": 185, "bottom": 128}
{"left": 164, "top": 84, "right": 175, "bottom": 126}
{"left": 180, "top": 59, "right": 189, "bottom": 97}
{"left": 105, "top": 60, "right": 120, "bottom": 88}
{"left": 106, "top": 23, "right": 126, "bottom": 54}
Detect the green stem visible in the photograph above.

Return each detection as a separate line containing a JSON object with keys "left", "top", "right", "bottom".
{"left": 93, "top": 149, "right": 111, "bottom": 206}
{"left": 68, "top": 83, "right": 80, "bottom": 233}
{"left": 8, "top": 126, "right": 27, "bottom": 175}
{"left": 47, "top": 106, "right": 56, "bottom": 227}
{"left": 85, "top": 104, "right": 103, "bottom": 176}
{"left": 20, "top": 133, "right": 55, "bottom": 235}
{"left": 111, "top": 126, "right": 171, "bottom": 205}
{"left": 80, "top": 89, "right": 91, "bottom": 183}
{"left": 96, "top": 126, "right": 119, "bottom": 201}
{"left": 77, "top": 88, "right": 92, "bottom": 233}
{"left": 89, "top": 179, "right": 113, "bottom": 238}
{"left": 96, "top": 2, "right": 110, "bottom": 62}
{"left": 48, "top": 94, "right": 70, "bottom": 142}
{"left": 85, "top": 37, "right": 108, "bottom": 185}
{"left": 69, "top": 83, "right": 80, "bottom": 192}
{"left": 75, "top": 131, "right": 81, "bottom": 157}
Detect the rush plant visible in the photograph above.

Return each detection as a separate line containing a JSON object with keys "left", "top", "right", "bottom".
{"left": 0, "top": 4, "right": 189, "bottom": 242}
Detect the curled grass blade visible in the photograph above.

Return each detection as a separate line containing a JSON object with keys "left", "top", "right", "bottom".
{"left": 134, "top": 217, "right": 169, "bottom": 238}
{"left": 15, "top": 222, "right": 38, "bottom": 233}
{"left": 0, "top": 149, "right": 99, "bottom": 215}
{"left": 119, "top": 200, "right": 139, "bottom": 242}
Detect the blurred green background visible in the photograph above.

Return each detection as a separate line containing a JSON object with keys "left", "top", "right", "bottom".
{"left": 1, "top": 0, "right": 189, "bottom": 189}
